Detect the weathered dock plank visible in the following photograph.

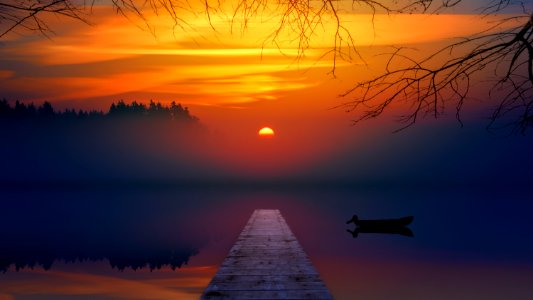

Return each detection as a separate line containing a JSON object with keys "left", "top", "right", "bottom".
{"left": 201, "top": 209, "right": 333, "bottom": 300}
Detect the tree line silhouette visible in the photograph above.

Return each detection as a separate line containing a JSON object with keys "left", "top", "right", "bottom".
{"left": 0, "top": 99, "right": 199, "bottom": 123}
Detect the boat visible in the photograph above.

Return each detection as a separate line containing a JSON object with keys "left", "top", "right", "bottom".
{"left": 346, "top": 215, "right": 414, "bottom": 227}
{"left": 346, "top": 215, "right": 414, "bottom": 238}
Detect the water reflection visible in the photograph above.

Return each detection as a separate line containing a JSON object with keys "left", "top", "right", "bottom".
{"left": 0, "top": 188, "right": 210, "bottom": 273}
{"left": 0, "top": 186, "right": 532, "bottom": 300}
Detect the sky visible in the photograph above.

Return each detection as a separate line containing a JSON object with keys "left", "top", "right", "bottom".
{"left": 1, "top": 2, "right": 521, "bottom": 111}
{"left": 1, "top": 0, "right": 532, "bottom": 182}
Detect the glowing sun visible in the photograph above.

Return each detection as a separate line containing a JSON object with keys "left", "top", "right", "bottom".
{"left": 258, "top": 127, "right": 275, "bottom": 138}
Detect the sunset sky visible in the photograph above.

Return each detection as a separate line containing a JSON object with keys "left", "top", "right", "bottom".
{"left": 1, "top": 1, "right": 531, "bottom": 181}
{"left": 1, "top": 4, "right": 518, "bottom": 111}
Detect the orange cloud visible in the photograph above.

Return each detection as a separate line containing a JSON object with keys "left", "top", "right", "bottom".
{"left": 319, "top": 13, "right": 520, "bottom": 47}
{"left": 0, "top": 6, "right": 520, "bottom": 110}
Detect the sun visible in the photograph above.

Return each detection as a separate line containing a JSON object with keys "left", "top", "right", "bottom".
{"left": 258, "top": 127, "right": 275, "bottom": 138}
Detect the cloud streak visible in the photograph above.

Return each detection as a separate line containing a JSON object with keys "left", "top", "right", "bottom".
{"left": 0, "top": 7, "right": 517, "bottom": 108}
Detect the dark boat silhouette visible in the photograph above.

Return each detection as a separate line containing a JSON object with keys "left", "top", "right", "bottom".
{"left": 346, "top": 215, "right": 414, "bottom": 238}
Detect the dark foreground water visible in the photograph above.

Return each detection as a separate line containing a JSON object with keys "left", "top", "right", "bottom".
{"left": 1, "top": 186, "right": 532, "bottom": 300}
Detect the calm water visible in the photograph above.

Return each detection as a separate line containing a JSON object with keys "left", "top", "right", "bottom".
{"left": 1, "top": 186, "right": 532, "bottom": 300}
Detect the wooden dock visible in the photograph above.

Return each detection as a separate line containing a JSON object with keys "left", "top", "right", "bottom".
{"left": 201, "top": 209, "right": 333, "bottom": 299}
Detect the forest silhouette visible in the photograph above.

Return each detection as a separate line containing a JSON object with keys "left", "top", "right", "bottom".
{"left": 0, "top": 99, "right": 199, "bottom": 123}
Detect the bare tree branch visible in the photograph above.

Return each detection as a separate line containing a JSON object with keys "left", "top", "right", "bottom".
{"left": 0, "top": 0, "right": 90, "bottom": 38}
{"left": 339, "top": 2, "right": 533, "bottom": 134}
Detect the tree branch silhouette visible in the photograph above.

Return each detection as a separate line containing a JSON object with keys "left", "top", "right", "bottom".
{"left": 0, "top": 0, "right": 89, "bottom": 38}
{"left": 340, "top": 11, "right": 533, "bottom": 134}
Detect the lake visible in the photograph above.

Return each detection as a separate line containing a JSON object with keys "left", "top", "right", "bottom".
{"left": 1, "top": 185, "right": 532, "bottom": 299}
